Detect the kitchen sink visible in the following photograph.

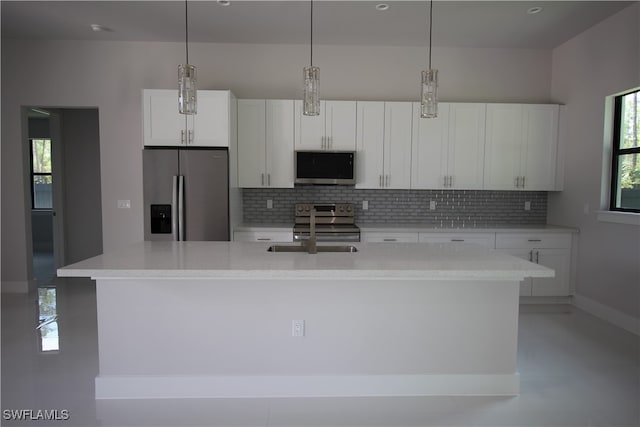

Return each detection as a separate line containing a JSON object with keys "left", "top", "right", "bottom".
{"left": 267, "top": 245, "right": 358, "bottom": 253}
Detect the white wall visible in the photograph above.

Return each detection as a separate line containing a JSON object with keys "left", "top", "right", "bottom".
{"left": 548, "top": 4, "right": 640, "bottom": 320}
{"left": 1, "top": 38, "right": 552, "bottom": 290}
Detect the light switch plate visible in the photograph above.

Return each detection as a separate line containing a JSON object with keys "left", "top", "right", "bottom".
{"left": 524, "top": 201, "right": 531, "bottom": 211}
{"left": 429, "top": 200, "right": 436, "bottom": 210}
{"left": 117, "top": 200, "right": 131, "bottom": 209}
{"left": 267, "top": 199, "right": 273, "bottom": 209}
{"left": 292, "top": 320, "right": 305, "bottom": 337}
{"left": 362, "top": 200, "right": 368, "bottom": 210}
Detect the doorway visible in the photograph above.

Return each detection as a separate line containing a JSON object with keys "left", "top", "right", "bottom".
{"left": 25, "top": 107, "right": 103, "bottom": 286}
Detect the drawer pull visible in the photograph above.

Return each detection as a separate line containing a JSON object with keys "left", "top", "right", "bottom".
{"left": 527, "top": 239, "right": 542, "bottom": 242}
{"left": 451, "top": 239, "right": 464, "bottom": 242}
{"left": 257, "top": 238, "right": 271, "bottom": 241}
{"left": 383, "top": 238, "right": 397, "bottom": 242}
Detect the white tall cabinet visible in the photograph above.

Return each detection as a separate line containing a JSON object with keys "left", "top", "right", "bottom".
{"left": 484, "top": 104, "right": 559, "bottom": 190}
{"left": 143, "top": 89, "right": 231, "bottom": 147}
{"left": 294, "top": 100, "right": 357, "bottom": 150}
{"left": 411, "top": 103, "right": 486, "bottom": 189}
{"left": 238, "top": 99, "right": 294, "bottom": 188}
{"left": 356, "top": 102, "right": 412, "bottom": 189}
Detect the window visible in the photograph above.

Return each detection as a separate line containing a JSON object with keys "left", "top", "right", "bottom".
{"left": 30, "top": 138, "right": 52, "bottom": 209}
{"left": 610, "top": 89, "right": 640, "bottom": 212}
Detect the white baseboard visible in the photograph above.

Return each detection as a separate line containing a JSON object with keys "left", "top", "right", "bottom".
{"left": 95, "top": 374, "right": 520, "bottom": 399}
{"left": 1, "top": 280, "right": 31, "bottom": 293}
{"left": 573, "top": 294, "right": 640, "bottom": 336}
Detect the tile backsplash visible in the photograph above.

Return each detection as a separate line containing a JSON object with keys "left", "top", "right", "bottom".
{"left": 243, "top": 187, "right": 547, "bottom": 227}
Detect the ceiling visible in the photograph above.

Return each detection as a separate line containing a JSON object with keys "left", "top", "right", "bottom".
{"left": 1, "top": 1, "right": 635, "bottom": 49}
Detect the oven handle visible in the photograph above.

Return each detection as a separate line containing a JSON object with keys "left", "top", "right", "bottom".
{"left": 293, "top": 233, "right": 361, "bottom": 243}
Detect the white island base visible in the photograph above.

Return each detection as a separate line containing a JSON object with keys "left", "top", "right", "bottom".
{"left": 58, "top": 241, "right": 553, "bottom": 399}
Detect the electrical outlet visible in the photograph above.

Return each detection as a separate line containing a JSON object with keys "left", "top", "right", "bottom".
{"left": 362, "top": 200, "right": 368, "bottom": 210}
{"left": 429, "top": 200, "right": 436, "bottom": 210}
{"left": 117, "top": 200, "right": 131, "bottom": 209}
{"left": 292, "top": 320, "right": 305, "bottom": 337}
{"left": 267, "top": 199, "right": 273, "bottom": 209}
{"left": 524, "top": 201, "right": 531, "bottom": 211}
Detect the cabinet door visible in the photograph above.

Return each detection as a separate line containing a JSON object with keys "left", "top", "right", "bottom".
{"left": 294, "top": 100, "right": 325, "bottom": 150}
{"left": 190, "top": 91, "right": 230, "bottom": 147}
{"left": 419, "top": 232, "right": 495, "bottom": 248}
{"left": 326, "top": 101, "right": 357, "bottom": 150}
{"left": 384, "top": 102, "right": 413, "bottom": 189}
{"left": 484, "top": 104, "right": 523, "bottom": 190}
{"left": 448, "top": 103, "right": 486, "bottom": 189}
{"left": 496, "top": 249, "right": 533, "bottom": 296}
{"left": 521, "top": 105, "right": 559, "bottom": 190}
{"left": 266, "top": 100, "right": 295, "bottom": 188}
{"left": 143, "top": 89, "right": 186, "bottom": 146}
{"left": 355, "top": 102, "right": 385, "bottom": 189}
{"left": 237, "top": 100, "right": 266, "bottom": 188}
{"left": 233, "top": 231, "right": 293, "bottom": 242}
{"left": 532, "top": 248, "right": 570, "bottom": 296}
{"left": 411, "top": 103, "right": 449, "bottom": 189}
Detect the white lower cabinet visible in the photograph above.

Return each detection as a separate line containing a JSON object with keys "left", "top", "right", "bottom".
{"left": 233, "top": 231, "right": 293, "bottom": 243}
{"left": 495, "top": 233, "right": 572, "bottom": 296}
{"left": 361, "top": 231, "right": 419, "bottom": 243}
{"left": 418, "top": 232, "right": 496, "bottom": 248}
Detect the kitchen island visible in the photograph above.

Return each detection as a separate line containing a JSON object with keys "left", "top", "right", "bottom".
{"left": 58, "top": 241, "right": 553, "bottom": 399}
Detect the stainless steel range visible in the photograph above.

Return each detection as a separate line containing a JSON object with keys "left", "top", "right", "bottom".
{"left": 293, "top": 203, "right": 360, "bottom": 243}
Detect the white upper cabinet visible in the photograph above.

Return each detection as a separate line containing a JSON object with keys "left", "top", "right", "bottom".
{"left": 484, "top": 104, "right": 559, "bottom": 190}
{"left": 143, "top": 89, "right": 186, "bottom": 146}
{"left": 238, "top": 99, "right": 294, "bottom": 188}
{"left": 411, "top": 103, "right": 485, "bottom": 189}
{"left": 356, "top": 102, "right": 412, "bottom": 189}
{"left": 294, "top": 100, "right": 357, "bottom": 151}
{"left": 143, "top": 89, "right": 231, "bottom": 147}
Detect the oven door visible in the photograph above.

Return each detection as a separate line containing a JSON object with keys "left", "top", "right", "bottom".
{"left": 293, "top": 230, "right": 361, "bottom": 243}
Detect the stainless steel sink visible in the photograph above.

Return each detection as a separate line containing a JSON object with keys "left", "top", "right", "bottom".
{"left": 267, "top": 245, "right": 358, "bottom": 253}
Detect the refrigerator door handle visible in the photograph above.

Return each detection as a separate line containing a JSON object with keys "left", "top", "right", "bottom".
{"left": 171, "top": 176, "right": 179, "bottom": 241}
{"left": 178, "top": 175, "right": 185, "bottom": 241}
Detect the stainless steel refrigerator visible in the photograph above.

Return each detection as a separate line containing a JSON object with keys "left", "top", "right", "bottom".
{"left": 143, "top": 148, "right": 229, "bottom": 241}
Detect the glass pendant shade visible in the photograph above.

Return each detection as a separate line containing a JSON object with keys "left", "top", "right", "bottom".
{"left": 303, "top": 66, "right": 320, "bottom": 116}
{"left": 421, "top": 69, "right": 438, "bottom": 118}
{"left": 178, "top": 63, "right": 197, "bottom": 115}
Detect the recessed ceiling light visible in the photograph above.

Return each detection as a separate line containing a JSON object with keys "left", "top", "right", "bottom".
{"left": 376, "top": 4, "right": 390, "bottom": 12}
{"left": 90, "top": 24, "right": 113, "bottom": 32}
{"left": 526, "top": 6, "right": 543, "bottom": 15}
{"left": 217, "top": 0, "right": 231, "bottom": 5}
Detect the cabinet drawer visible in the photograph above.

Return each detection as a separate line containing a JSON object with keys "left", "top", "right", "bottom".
{"left": 233, "top": 231, "right": 293, "bottom": 243}
{"left": 418, "top": 233, "right": 496, "bottom": 248}
{"left": 495, "top": 233, "right": 571, "bottom": 249}
{"left": 362, "top": 232, "right": 419, "bottom": 243}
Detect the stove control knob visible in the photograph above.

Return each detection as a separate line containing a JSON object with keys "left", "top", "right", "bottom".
{"left": 339, "top": 206, "right": 344, "bottom": 212}
{"left": 346, "top": 205, "right": 352, "bottom": 212}
{"left": 304, "top": 205, "right": 310, "bottom": 212}
{"left": 297, "top": 205, "right": 303, "bottom": 212}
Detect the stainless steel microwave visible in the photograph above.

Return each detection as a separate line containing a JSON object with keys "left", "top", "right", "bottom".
{"left": 294, "top": 151, "right": 356, "bottom": 185}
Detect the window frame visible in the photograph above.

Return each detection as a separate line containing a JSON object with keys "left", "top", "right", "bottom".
{"left": 609, "top": 89, "right": 640, "bottom": 213}
{"left": 29, "top": 138, "right": 53, "bottom": 210}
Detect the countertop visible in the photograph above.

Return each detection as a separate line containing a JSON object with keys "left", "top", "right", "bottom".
{"left": 234, "top": 223, "right": 579, "bottom": 233}
{"left": 57, "top": 241, "right": 553, "bottom": 281}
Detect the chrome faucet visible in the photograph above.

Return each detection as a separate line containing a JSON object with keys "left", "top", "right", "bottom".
{"left": 306, "top": 208, "right": 317, "bottom": 254}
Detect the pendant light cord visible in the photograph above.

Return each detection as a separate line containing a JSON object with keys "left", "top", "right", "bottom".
{"left": 185, "top": 0, "right": 189, "bottom": 64}
{"left": 428, "top": 0, "right": 433, "bottom": 69}
{"left": 310, "top": 0, "right": 314, "bottom": 67}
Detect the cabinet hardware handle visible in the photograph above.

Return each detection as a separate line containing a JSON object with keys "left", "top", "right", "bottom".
{"left": 515, "top": 176, "right": 519, "bottom": 188}
{"left": 181, "top": 130, "right": 185, "bottom": 144}
{"left": 527, "top": 239, "right": 542, "bottom": 242}
{"left": 261, "top": 173, "right": 265, "bottom": 186}
{"left": 444, "top": 176, "right": 448, "bottom": 187}
{"left": 451, "top": 239, "right": 464, "bottom": 242}
{"left": 522, "top": 176, "right": 526, "bottom": 188}
{"left": 535, "top": 250, "right": 539, "bottom": 264}
{"left": 188, "top": 130, "right": 193, "bottom": 144}
{"left": 383, "top": 238, "right": 397, "bottom": 242}
{"left": 267, "top": 174, "right": 271, "bottom": 186}
{"left": 449, "top": 176, "right": 454, "bottom": 187}
{"left": 329, "top": 136, "right": 333, "bottom": 149}
{"left": 529, "top": 250, "right": 533, "bottom": 262}
{"left": 257, "top": 238, "right": 271, "bottom": 241}
{"left": 386, "top": 175, "right": 390, "bottom": 187}
{"left": 379, "top": 175, "right": 383, "bottom": 187}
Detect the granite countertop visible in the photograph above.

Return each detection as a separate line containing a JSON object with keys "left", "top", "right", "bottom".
{"left": 57, "top": 241, "right": 553, "bottom": 281}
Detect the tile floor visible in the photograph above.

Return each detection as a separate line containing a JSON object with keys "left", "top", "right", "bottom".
{"left": 1, "top": 278, "right": 639, "bottom": 427}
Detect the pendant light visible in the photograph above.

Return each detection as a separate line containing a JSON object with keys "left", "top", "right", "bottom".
{"left": 420, "top": 0, "right": 438, "bottom": 118}
{"left": 303, "top": 0, "right": 320, "bottom": 116}
{"left": 178, "top": 0, "right": 197, "bottom": 115}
